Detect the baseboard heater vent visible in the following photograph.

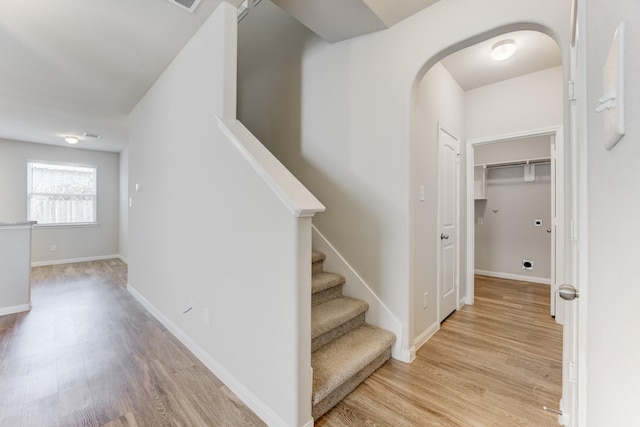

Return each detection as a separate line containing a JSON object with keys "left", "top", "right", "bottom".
{"left": 167, "top": 0, "right": 202, "bottom": 13}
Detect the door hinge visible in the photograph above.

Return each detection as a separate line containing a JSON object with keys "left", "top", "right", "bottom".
{"left": 568, "top": 80, "right": 576, "bottom": 101}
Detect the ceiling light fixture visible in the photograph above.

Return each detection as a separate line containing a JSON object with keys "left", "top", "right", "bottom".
{"left": 491, "top": 39, "right": 517, "bottom": 61}
{"left": 65, "top": 136, "right": 79, "bottom": 145}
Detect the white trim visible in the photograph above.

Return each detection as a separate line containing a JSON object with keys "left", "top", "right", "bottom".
{"left": 413, "top": 321, "right": 439, "bottom": 352}
{"left": 466, "top": 126, "right": 564, "bottom": 306}
{"left": 0, "top": 302, "right": 31, "bottom": 316}
{"left": 126, "top": 284, "right": 290, "bottom": 427}
{"left": 405, "top": 346, "right": 417, "bottom": 363}
{"left": 217, "top": 117, "right": 325, "bottom": 218}
{"left": 474, "top": 269, "right": 551, "bottom": 285}
{"left": 302, "top": 419, "right": 314, "bottom": 427}
{"left": 118, "top": 255, "right": 129, "bottom": 264}
{"left": 33, "top": 223, "right": 99, "bottom": 229}
{"left": 312, "top": 225, "right": 409, "bottom": 362}
{"left": 459, "top": 296, "right": 466, "bottom": 308}
{"left": 31, "top": 254, "right": 121, "bottom": 267}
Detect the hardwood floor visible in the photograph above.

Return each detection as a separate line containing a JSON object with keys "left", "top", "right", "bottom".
{"left": 316, "top": 275, "right": 563, "bottom": 426}
{"left": 0, "top": 259, "right": 265, "bottom": 427}
{"left": 1, "top": 262, "right": 561, "bottom": 426}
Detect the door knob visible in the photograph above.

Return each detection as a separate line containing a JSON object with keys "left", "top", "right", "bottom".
{"left": 558, "top": 284, "right": 579, "bottom": 301}
{"left": 440, "top": 233, "right": 449, "bottom": 240}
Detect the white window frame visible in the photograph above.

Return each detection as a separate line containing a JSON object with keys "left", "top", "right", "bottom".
{"left": 27, "top": 161, "right": 98, "bottom": 227}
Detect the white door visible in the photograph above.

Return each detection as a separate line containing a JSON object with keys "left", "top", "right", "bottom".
{"left": 437, "top": 124, "right": 460, "bottom": 322}
{"left": 559, "top": 0, "right": 583, "bottom": 423}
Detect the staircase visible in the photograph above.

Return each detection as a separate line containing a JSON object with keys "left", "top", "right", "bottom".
{"left": 311, "top": 251, "right": 396, "bottom": 419}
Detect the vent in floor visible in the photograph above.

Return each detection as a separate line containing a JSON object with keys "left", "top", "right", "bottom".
{"left": 167, "top": 0, "right": 202, "bottom": 13}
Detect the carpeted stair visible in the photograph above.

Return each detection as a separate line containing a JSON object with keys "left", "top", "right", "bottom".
{"left": 311, "top": 251, "right": 396, "bottom": 419}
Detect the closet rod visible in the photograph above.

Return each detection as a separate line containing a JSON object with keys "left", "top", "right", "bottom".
{"left": 483, "top": 158, "right": 551, "bottom": 169}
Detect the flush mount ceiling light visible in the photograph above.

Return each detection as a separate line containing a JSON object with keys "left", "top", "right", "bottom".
{"left": 64, "top": 136, "right": 79, "bottom": 145}
{"left": 491, "top": 39, "right": 517, "bottom": 61}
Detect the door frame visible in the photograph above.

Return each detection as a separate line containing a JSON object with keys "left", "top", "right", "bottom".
{"left": 465, "top": 126, "right": 566, "bottom": 310}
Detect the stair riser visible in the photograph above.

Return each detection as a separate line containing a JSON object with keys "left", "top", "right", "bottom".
{"left": 312, "top": 347, "right": 392, "bottom": 419}
{"left": 312, "top": 260, "right": 324, "bottom": 274}
{"left": 312, "top": 285, "right": 342, "bottom": 306}
{"left": 312, "top": 312, "right": 365, "bottom": 352}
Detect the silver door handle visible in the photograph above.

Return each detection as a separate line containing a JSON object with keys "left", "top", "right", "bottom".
{"left": 440, "top": 233, "right": 449, "bottom": 240}
{"left": 558, "top": 284, "right": 579, "bottom": 301}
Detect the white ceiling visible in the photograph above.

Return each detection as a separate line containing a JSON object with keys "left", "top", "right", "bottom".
{"left": 1, "top": 2, "right": 561, "bottom": 154}
{"left": 0, "top": 0, "right": 223, "bottom": 152}
{"left": 441, "top": 30, "right": 562, "bottom": 91}
{"left": 270, "top": 0, "right": 440, "bottom": 43}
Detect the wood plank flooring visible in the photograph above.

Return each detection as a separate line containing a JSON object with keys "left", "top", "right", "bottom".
{"left": 0, "top": 259, "right": 265, "bottom": 427}
{"left": 316, "top": 275, "right": 563, "bottom": 426}
{"left": 1, "top": 262, "right": 562, "bottom": 426}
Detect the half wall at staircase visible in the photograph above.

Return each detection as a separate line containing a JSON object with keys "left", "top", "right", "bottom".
{"left": 128, "top": 3, "right": 323, "bottom": 426}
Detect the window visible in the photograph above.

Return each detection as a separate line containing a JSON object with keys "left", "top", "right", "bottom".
{"left": 27, "top": 161, "right": 97, "bottom": 225}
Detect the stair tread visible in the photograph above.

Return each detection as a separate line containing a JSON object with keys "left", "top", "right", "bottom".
{"left": 312, "top": 272, "right": 345, "bottom": 295}
{"left": 312, "top": 323, "right": 395, "bottom": 405}
{"left": 312, "top": 297, "right": 368, "bottom": 339}
{"left": 312, "top": 251, "right": 325, "bottom": 263}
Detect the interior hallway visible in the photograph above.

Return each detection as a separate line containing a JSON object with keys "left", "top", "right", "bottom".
{"left": 317, "top": 275, "right": 562, "bottom": 426}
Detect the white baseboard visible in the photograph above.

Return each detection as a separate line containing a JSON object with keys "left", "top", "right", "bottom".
{"left": 459, "top": 297, "right": 467, "bottom": 308}
{"left": 403, "top": 346, "right": 417, "bottom": 363}
{"left": 31, "top": 254, "right": 121, "bottom": 267}
{"left": 118, "top": 254, "right": 128, "bottom": 264}
{"left": 0, "top": 302, "right": 31, "bottom": 316}
{"left": 474, "top": 269, "right": 551, "bottom": 285}
{"left": 126, "top": 284, "right": 290, "bottom": 427}
{"left": 413, "top": 321, "right": 440, "bottom": 352}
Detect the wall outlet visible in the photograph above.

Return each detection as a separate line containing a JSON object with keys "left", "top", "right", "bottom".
{"left": 522, "top": 259, "right": 534, "bottom": 270}
{"left": 477, "top": 217, "right": 484, "bottom": 225}
{"left": 423, "top": 292, "right": 429, "bottom": 309}
{"left": 50, "top": 244, "right": 57, "bottom": 252}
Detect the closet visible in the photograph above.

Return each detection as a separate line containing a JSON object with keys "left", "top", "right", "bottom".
{"left": 473, "top": 136, "right": 552, "bottom": 284}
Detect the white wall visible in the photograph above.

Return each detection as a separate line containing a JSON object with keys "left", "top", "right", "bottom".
{"left": 0, "top": 138, "right": 120, "bottom": 264}
{"left": 585, "top": 0, "right": 640, "bottom": 424}
{"left": 475, "top": 164, "right": 552, "bottom": 282}
{"left": 237, "top": 1, "right": 312, "bottom": 158}
{"left": 118, "top": 147, "right": 128, "bottom": 262}
{"left": 239, "top": 0, "right": 570, "bottom": 356}
{"left": 128, "top": 4, "right": 312, "bottom": 426}
{"left": 410, "top": 63, "right": 464, "bottom": 348}
{"left": 474, "top": 135, "right": 551, "bottom": 164}
{"left": 465, "top": 66, "right": 564, "bottom": 140}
